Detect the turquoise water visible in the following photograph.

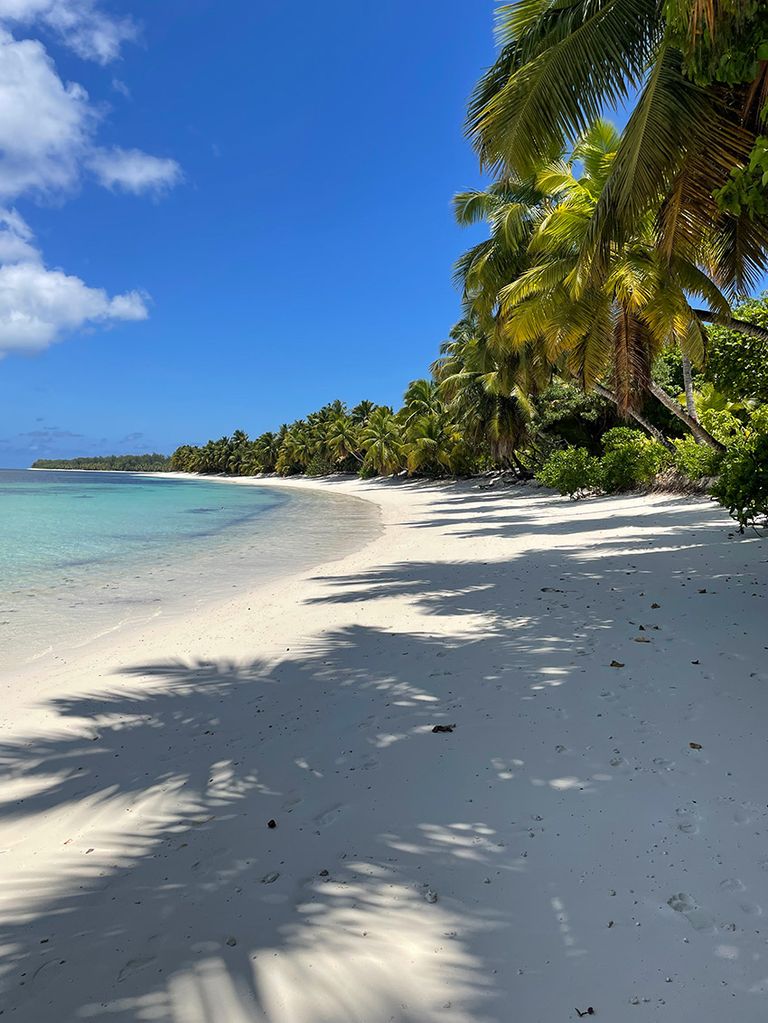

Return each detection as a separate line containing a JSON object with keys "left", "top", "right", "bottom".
{"left": 0, "top": 471, "right": 379, "bottom": 671}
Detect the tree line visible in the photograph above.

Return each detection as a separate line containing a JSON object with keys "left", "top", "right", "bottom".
{"left": 31, "top": 454, "right": 172, "bottom": 472}
{"left": 37, "top": 4, "right": 768, "bottom": 528}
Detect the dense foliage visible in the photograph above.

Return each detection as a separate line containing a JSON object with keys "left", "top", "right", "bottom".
{"left": 706, "top": 297, "right": 768, "bottom": 404}
{"left": 711, "top": 409, "right": 768, "bottom": 530}
{"left": 536, "top": 428, "right": 671, "bottom": 497}
{"left": 31, "top": 454, "right": 172, "bottom": 471}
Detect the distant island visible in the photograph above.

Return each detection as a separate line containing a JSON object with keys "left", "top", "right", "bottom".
{"left": 31, "top": 454, "right": 172, "bottom": 472}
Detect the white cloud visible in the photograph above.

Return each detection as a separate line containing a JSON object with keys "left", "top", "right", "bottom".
{"left": 89, "top": 146, "right": 182, "bottom": 196}
{"left": 0, "top": 28, "right": 93, "bottom": 198}
{"left": 0, "top": 29, "right": 181, "bottom": 203}
{"left": 0, "top": 0, "right": 136, "bottom": 63}
{"left": 0, "top": 14, "right": 181, "bottom": 356}
{"left": 111, "top": 76, "right": 130, "bottom": 98}
{"left": 0, "top": 208, "right": 148, "bottom": 356}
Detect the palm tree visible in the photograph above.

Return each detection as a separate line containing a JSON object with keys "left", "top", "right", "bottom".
{"left": 276, "top": 421, "right": 315, "bottom": 475}
{"left": 465, "top": 121, "right": 728, "bottom": 447}
{"left": 326, "top": 414, "right": 362, "bottom": 465}
{"left": 466, "top": 0, "right": 768, "bottom": 296}
{"left": 453, "top": 175, "right": 552, "bottom": 330}
{"left": 253, "top": 432, "right": 281, "bottom": 473}
{"left": 350, "top": 400, "right": 376, "bottom": 425}
{"left": 226, "top": 429, "right": 250, "bottom": 474}
{"left": 360, "top": 407, "right": 404, "bottom": 476}
{"left": 399, "top": 378, "right": 443, "bottom": 427}
{"left": 433, "top": 318, "right": 538, "bottom": 471}
{"left": 405, "top": 411, "right": 469, "bottom": 476}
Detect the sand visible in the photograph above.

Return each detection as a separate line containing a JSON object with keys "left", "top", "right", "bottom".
{"left": 1, "top": 475, "right": 767, "bottom": 1022}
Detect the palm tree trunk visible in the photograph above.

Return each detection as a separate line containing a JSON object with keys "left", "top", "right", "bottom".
{"left": 693, "top": 309, "right": 768, "bottom": 342}
{"left": 647, "top": 381, "right": 725, "bottom": 452}
{"left": 594, "top": 383, "right": 674, "bottom": 450}
{"left": 681, "top": 354, "right": 699, "bottom": 434}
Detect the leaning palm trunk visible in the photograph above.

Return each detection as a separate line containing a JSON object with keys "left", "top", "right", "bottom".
{"left": 594, "top": 384, "right": 673, "bottom": 450}
{"left": 647, "top": 381, "right": 725, "bottom": 452}
{"left": 681, "top": 355, "right": 699, "bottom": 436}
{"left": 693, "top": 310, "right": 768, "bottom": 342}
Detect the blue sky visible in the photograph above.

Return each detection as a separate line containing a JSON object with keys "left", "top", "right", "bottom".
{"left": 0, "top": 4, "right": 757, "bottom": 467}
{"left": 0, "top": 0, "right": 505, "bottom": 466}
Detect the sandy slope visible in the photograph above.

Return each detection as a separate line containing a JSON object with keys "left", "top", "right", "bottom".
{"left": 1, "top": 476, "right": 767, "bottom": 1023}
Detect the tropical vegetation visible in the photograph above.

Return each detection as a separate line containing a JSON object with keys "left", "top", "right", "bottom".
{"left": 43, "top": 4, "right": 768, "bottom": 529}
{"left": 31, "top": 454, "right": 172, "bottom": 471}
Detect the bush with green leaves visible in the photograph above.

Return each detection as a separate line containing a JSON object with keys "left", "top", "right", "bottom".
{"left": 711, "top": 407, "right": 768, "bottom": 530}
{"left": 705, "top": 294, "right": 768, "bottom": 404}
{"left": 598, "top": 428, "right": 671, "bottom": 493}
{"left": 536, "top": 447, "right": 602, "bottom": 498}
{"left": 673, "top": 437, "right": 724, "bottom": 481}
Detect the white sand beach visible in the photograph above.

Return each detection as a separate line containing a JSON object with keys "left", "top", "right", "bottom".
{"left": 1, "top": 476, "right": 768, "bottom": 1022}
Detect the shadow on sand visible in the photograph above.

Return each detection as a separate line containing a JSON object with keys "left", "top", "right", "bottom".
{"left": 0, "top": 487, "right": 765, "bottom": 1021}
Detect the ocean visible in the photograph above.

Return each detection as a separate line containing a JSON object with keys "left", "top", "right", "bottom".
{"left": 0, "top": 470, "right": 379, "bottom": 672}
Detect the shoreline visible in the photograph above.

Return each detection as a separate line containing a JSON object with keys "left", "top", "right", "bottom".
{"left": 2, "top": 478, "right": 768, "bottom": 1021}
{"left": 0, "top": 473, "right": 381, "bottom": 685}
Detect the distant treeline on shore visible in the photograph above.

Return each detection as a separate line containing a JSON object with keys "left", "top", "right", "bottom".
{"left": 31, "top": 454, "right": 172, "bottom": 472}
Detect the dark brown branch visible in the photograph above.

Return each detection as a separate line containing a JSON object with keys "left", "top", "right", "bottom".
{"left": 692, "top": 309, "right": 768, "bottom": 342}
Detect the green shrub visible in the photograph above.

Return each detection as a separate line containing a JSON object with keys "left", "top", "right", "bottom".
{"left": 305, "top": 455, "right": 335, "bottom": 477}
{"left": 705, "top": 294, "right": 768, "bottom": 404}
{"left": 673, "top": 437, "right": 724, "bottom": 480}
{"left": 711, "top": 408, "right": 768, "bottom": 530}
{"left": 536, "top": 447, "right": 602, "bottom": 498}
{"left": 598, "top": 428, "right": 671, "bottom": 492}
{"left": 699, "top": 408, "right": 747, "bottom": 445}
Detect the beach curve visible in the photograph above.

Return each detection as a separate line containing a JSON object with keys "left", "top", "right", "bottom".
{"left": 1, "top": 476, "right": 767, "bottom": 1022}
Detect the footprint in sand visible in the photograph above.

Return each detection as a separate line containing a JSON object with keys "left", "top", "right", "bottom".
{"left": 721, "top": 879, "right": 762, "bottom": 916}
{"left": 314, "top": 804, "right": 347, "bottom": 828}
{"left": 282, "top": 792, "right": 304, "bottom": 810}
{"left": 652, "top": 757, "right": 676, "bottom": 772}
{"left": 721, "top": 878, "right": 746, "bottom": 892}
{"left": 738, "top": 901, "right": 763, "bottom": 916}
{"left": 667, "top": 893, "right": 716, "bottom": 933}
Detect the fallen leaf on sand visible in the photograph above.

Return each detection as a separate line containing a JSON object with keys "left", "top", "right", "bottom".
{"left": 689, "top": 742, "right": 703, "bottom": 750}
{"left": 651, "top": 602, "right": 661, "bottom": 609}
{"left": 432, "top": 724, "right": 455, "bottom": 733}
{"left": 633, "top": 637, "right": 651, "bottom": 643}
{"left": 610, "top": 660, "right": 625, "bottom": 668}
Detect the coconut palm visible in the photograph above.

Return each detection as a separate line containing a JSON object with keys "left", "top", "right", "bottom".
{"left": 453, "top": 175, "right": 552, "bottom": 330}
{"left": 405, "top": 411, "right": 470, "bottom": 476}
{"left": 252, "top": 431, "right": 281, "bottom": 473}
{"left": 399, "top": 379, "right": 443, "bottom": 428}
{"left": 276, "top": 421, "right": 315, "bottom": 475}
{"left": 360, "top": 407, "right": 404, "bottom": 476}
{"left": 433, "top": 318, "right": 538, "bottom": 470}
{"left": 461, "top": 120, "right": 729, "bottom": 447}
{"left": 326, "top": 414, "right": 362, "bottom": 465}
{"left": 467, "top": 1, "right": 768, "bottom": 296}
{"left": 350, "top": 400, "right": 377, "bottom": 425}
